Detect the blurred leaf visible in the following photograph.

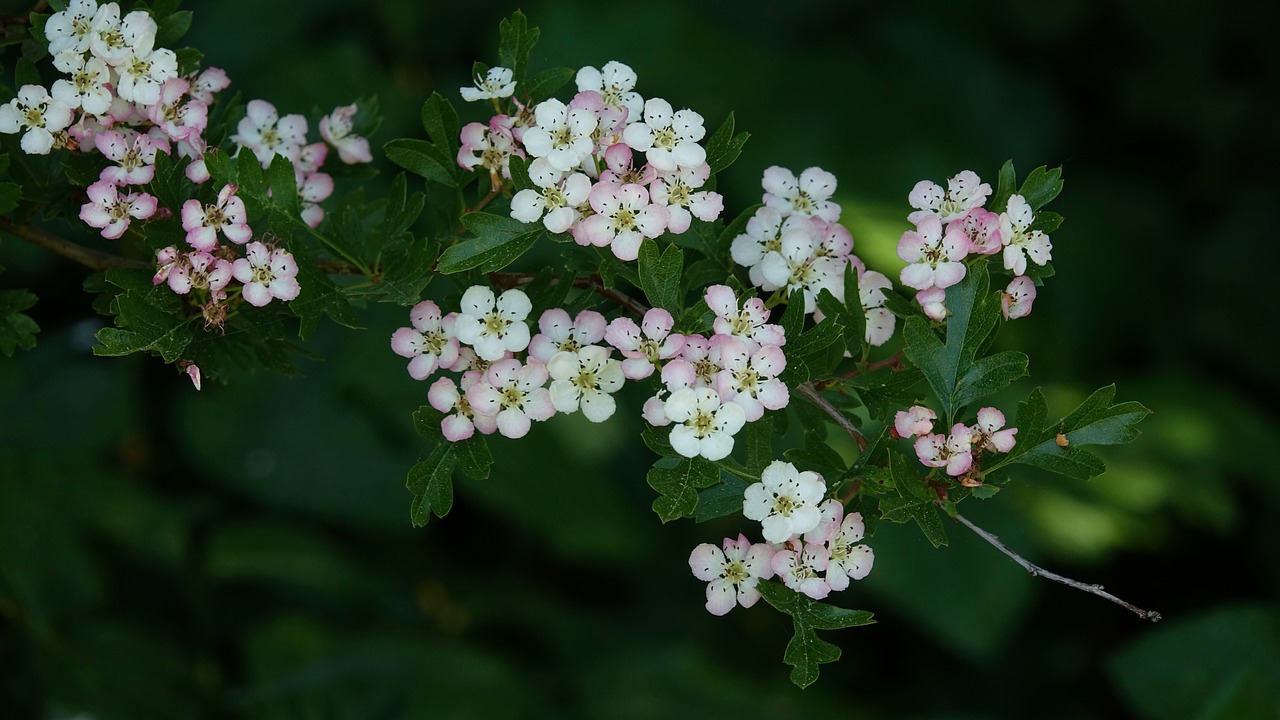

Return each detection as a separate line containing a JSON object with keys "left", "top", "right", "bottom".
{"left": 0, "top": 288, "right": 39, "bottom": 356}
{"left": 384, "top": 138, "right": 460, "bottom": 188}
{"left": 497, "top": 10, "right": 539, "bottom": 83}
{"left": 647, "top": 455, "right": 718, "bottom": 522}
{"left": 638, "top": 240, "right": 682, "bottom": 311}
{"left": 438, "top": 212, "right": 541, "bottom": 273}
{"left": 756, "top": 580, "right": 875, "bottom": 688}
{"left": 407, "top": 443, "right": 456, "bottom": 527}
{"left": 0, "top": 180, "right": 21, "bottom": 214}
{"left": 207, "top": 521, "right": 363, "bottom": 595}
{"left": 154, "top": 10, "right": 193, "bottom": 47}
{"left": 705, "top": 112, "right": 749, "bottom": 174}
{"left": 641, "top": 424, "right": 676, "bottom": 457}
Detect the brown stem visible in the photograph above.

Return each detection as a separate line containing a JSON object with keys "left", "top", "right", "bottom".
{"left": 489, "top": 271, "right": 650, "bottom": 318}
{"left": 465, "top": 189, "right": 502, "bottom": 215}
{"left": 952, "top": 512, "right": 1162, "bottom": 622}
{"left": 816, "top": 349, "right": 905, "bottom": 390}
{"left": 0, "top": 219, "right": 147, "bottom": 271}
{"left": 794, "top": 381, "right": 869, "bottom": 450}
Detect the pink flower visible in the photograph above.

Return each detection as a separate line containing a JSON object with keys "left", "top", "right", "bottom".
{"left": 390, "top": 301, "right": 461, "bottom": 381}
{"left": 231, "top": 242, "right": 301, "bottom": 307}
{"left": 898, "top": 214, "right": 969, "bottom": 291}
{"left": 804, "top": 500, "right": 874, "bottom": 592}
{"left": 148, "top": 78, "right": 208, "bottom": 142}
{"left": 597, "top": 143, "right": 655, "bottom": 187}
{"left": 428, "top": 375, "right": 498, "bottom": 441}
{"left": 914, "top": 423, "right": 976, "bottom": 477}
{"left": 713, "top": 337, "right": 789, "bottom": 422}
{"left": 528, "top": 308, "right": 607, "bottom": 363}
{"left": 181, "top": 183, "right": 252, "bottom": 250}
{"left": 231, "top": 99, "right": 307, "bottom": 167}
{"left": 956, "top": 207, "right": 1003, "bottom": 255}
{"left": 577, "top": 182, "right": 669, "bottom": 261}
{"left": 916, "top": 285, "right": 948, "bottom": 321}
{"left": 705, "top": 285, "right": 786, "bottom": 351}
{"left": 79, "top": 180, "right": 157, "bottom": 239}
{"left": 689, "top": 534, "right": 776, "bottom": 616}
{"left": 604, "top": 308, "right": 685, "bottom": 380}
{"left": 907, "top": 170, "right": 991, "bottom": 225}
{"left": 189, "top": 67, "right": 231, "bottom": 105}
{"left": 622, "top": 98, "right": 706, "bottom": 172}
{"left": 894, "top": 405, "right": 937, "bottom": 439}
{"left": 858, "top": 268, "right": 897, "bottom": 346}
{"left": 971, "top": 407, "right": 1018, "bottom": 453}
{"left": 465, "top": 359, "right": 555, "bottom": 439}
{"left": 97, "top": 130, "right": 169, "bottom": 186}
{"left": 319, "top": 103, "right": 373, "bottom": 164}
{"left": 298, "top": 170, "right": 333, "bottom": 228}
{"left": 458, "top": 115, "right": 522, "bottom": 190}
{"left": 771, "top": 539, "right": 832, "bottom": 600}
{"left": 1002, "top": 276, "right": 1037, "bottom": 320}
{"left": 649, "top": 163, "right": 723, "bottom": 233}
{"left": 167, "top": 250, "right": 233, "bottom": 300}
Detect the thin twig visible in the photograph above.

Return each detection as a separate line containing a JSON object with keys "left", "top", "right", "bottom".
{"left": 0, "top": 219, "right": 148, "bottom": 271}
{"left": 952, "top": 512, "right": 1162, "bottom": 622}
{"left": 489, "top": 271, "right": 650, "bottom": 318}
{"left": 794, "top": 381, "right": 869, "bottom": 450}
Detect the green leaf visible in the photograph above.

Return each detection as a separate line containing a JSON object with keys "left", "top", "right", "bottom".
{"left": 641, "top": 424, "right": 676, "bottom": 457}
{"left": 438, "top": 213, "right": 541, "bottom": 273}
{"left": 288, "top": 254, "right": 360, "bottom": 339}
{"left": 693, "top": 473, "right": 749, "bottom": 522}
{"left": 93, "top": 289, "right": 194, "bottom": 363}
{"left": 204, "top": 150, "right": 235, "bottom": 187}
{"left": 841, "top": 265, "right": 866, "bottom": 349}
{"left": 638, "top": 240, "right": 683, "bottom": 311}
{"left": 453, "top": 435, "right": 493, "bottom": 481}
{"left": 412, "top": 404, "right": 445, "bottom": 439}
{"left": 845, "top": 366, "right": 924, "bottom": 419}
{"left": 154, "top": 10, "right": 193, "bottom": 48}
{"left": 990, "top": 159, "right": 1017, "bottom": 213}
{"left": 1031, "top": 211, "right": 1063, "bottom": 234}
{"left": 882, "top": 451, "right": 948, "bottom": 547}
{"left": 646, "top": 456, "right": 719, "bottom": 522}
{"left": 497, "top": 11, "right": 539, "bottom": 83}
{"left": 756, "top": 580, "right": 875, "bottom": 688}
{"left": 1009, "top": 384, "right": 1150, "bottom": 480}
{"left": 953, "top": 350, "right": 1028, "bottom": 408}
{"left": 406, "top": 443, "right": 456, "bottom": 527}
{"left": 383, "top": 138, "right": 459, "bottom": 188}
{"left": 507, "top": 153, "right": 533, "bottom": 193}
{"left": 783, "top": 431, "right": 847, "bottom": 477}
{"left": 420, "top": 92, "right": 460, "bottom": 149}
{"left": 0, "top": 289, "right": 39, "bottom": 356}
{"left": 743, "top": 413, "right": 774, "bottom": 474}
{"left": 267, "top": 154, "right": 300, "bottom": 220}
{"left": 815, "top": 288, "right": 856, "bottom": 336}
{"left": 521, "top": 67, "right": 575, "bottom": 103}
{"left": 1017, "top": 165, "right": 1064, "bottom": 210}
{"left": 0, "top": 182, "right": 21, "bottom": 214}
{"left": 704, "top": 112, "right": 750, "bottom": 174}
{"left": 788, "top": 316, "right": 845, "bottom": 369}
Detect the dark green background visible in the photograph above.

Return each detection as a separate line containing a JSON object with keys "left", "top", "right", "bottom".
{"left": 2, "top": 0, "right": 1278, "bottom": 717}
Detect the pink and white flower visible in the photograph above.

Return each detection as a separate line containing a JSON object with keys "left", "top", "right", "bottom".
{"left": 1002, "top": 276, "right": 1037, "bottom": 320}
{"left": 428, "top": 375, "right": 498, "bottom": 441}
{"left": 231, "top": 242, "right": 301, "bottom": 307}
{"left": 1000, "top": 194, "right": 1053, "bottom": 276}
{"left": 547, "top": 345, "right": 625, "bottom": 422}
{"left": 649, "top": 163, "right": 723, "bottom": 233}
{"left": 181, "top": 183, "right": 252, "bottom": 250}
{"left": 576, "top": 182, "right": 669, "bottom": 261}
{"left": 0, "top": 85, "right": 73, "bottom": 155}
{"left": 897, "top": 214, "right": 969, "bottom": 291}
{"left": 319, "top": 103, "right": 372, "bottom": 164}
{"left": 759, "top": 223, "right": 845, "bottom": 312}
{"left": 97, "top": 130, "right": 169, "bottom": 186}
{"left": 391, "top": 301, "right": 461, "bottom": 381}
{"left": 460, "top": 66, "right": 516, "bottom": 102}
{"left": 116, "top": 45, "right": 178, "bottom": 106}
{"left": 528, "top": 308, "right": 607, "bottom": 362}
{"left": 458, "top": 116, "right": 522, "bottom": 190}
{"left": 916, "top": 285, "right": 948, "bottom": 321}
{"left": 907, "top": 170, "right": 992, "bottom": 225}
{"left": 705, "top": 285, "right": 786, "bottom": 351}
{"left": 452, "top": 286, "right": 533, "bottom": 362}
{"left": 79, "top": 180, "right": 157, "bottom": 239}
{"left": 858, "top": 268, "right": 897, "bottom": 346}
{"left": 743, "top": 460, "right": 827, "bottom": 543}
{"left": 465, "top": 358, "right": 555, "bottom": 439}
{"left": 297, "top": 170, "right": 333, "bottom": 228}
{"left": 521, "top": 98, "right": 598, "bottom": 172}
{"left": 188, "top": 67, "right": 230, "bottom": 105}
{"left": 714, "top": 337, "right": 789, "bottom": 421}
{"left": 664, "top": 387, "right": 746, "bottom": 461}
{"left": 604, "top": 308, "right": 685, "bottom": 380}
{"left": 688, "top": 534, "right": 776, "bottom": 616}
{"left": 231, "top": 99, "right": 308, "bottom": 167}
{"left": 914, "top": 423, "right": 976, "bottom": 477}
{"left": 894, "top": 405, "right": 937, "bottom": 439}
{"left": 762, "top": 166, "right": 841, "bottom": 222}
{"left": 621, "top": 98, "right": 706, "bottom": 172}
{"left": 956, "top": 207, "right": 1004, "bottom": 255}
{"left": 148, "top": 77, "right": 208, "bottom": 142}
{"left": 971, "top": 407, "right": 1017, "bottom": 453}
{"left": 805, "top": 501, "right": 873, "bottom": 591}
{"left": 771, "top": 539, "right": 832, "bottom": 600}
{"left": 509, "top": 159, "right": 592, "bottom": 233}
{"left": 166, "top": 250, "right": 233, "bottom": 299}
{"left": 575, "top": 61, "right": 643, "bottom": 120}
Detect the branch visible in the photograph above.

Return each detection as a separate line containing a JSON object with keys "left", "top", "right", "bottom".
{"left": 489, "top": 271, "right": 650, "bottom": 318}
{"left": 794, "top": 381, "right": 868, "bottom": 450}
{"left": 0, "top": 219, "right": 148, "bottom": 271}
{"left": 952, "top": 511, "right": 1162, "bottom": 622}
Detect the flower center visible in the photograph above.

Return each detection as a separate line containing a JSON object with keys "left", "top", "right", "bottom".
{"left": 499, "top": 385, "right": 524, "bottom": 409}
{"left": 485, "top": 314, "right": 510, "bottom": 335}
{"left": 723, "top": 559, "right": 749, "bottom": 583}
{"left": 614, "top": 207, "right": 637, "bottom": 230}
{"left": 773, "top": 494, "right": 797, "bottom": 517}
{"left": 572, "top": 369, "right": 597, "bottom": 391}
{"left": 689, "top": 409, "right": 716, "bottom": 437}
{"left": 652, "top": 126, "right": 677, "bottom": 151}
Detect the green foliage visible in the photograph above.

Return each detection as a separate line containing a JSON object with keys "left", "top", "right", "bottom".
{"left": 0, "top": 288, "right": 39, "bottom": 356}
{"left": 1007, "top": 385, "right": 1151, "bottom": 480}
{"left": 438, "top": 212, "right": 542, "bottom": 273}
{"left": 638, "top": 240, "right": 683, "bottom": 311}
{"left": 406, "top": 443, "right": 456, "bottom": 527}
{"left": 705, "top": 112, "right": 750, "bottom": 174}
{"left": 647, "top": 455, "right": 719, "bottom": 522}
{"left": 756, "top": 580, "right": 875, "bottom": 688}
{"left": 497, "top": 11, "right": 539, "bottom": 84}
{"left": 879, "top": 450, "right": 948, "bottom": 547}
{"left": 92, "top": 269, "right": 193, "bottom": 363}
{"left": 1018, "top": 165, "right": 1065, "bottom": 210}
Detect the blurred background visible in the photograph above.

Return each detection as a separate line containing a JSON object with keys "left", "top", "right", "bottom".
{"left": 2, "top": 0, "right": 1278, "bottom": 717}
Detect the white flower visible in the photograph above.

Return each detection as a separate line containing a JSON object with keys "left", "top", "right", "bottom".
{"left": 547, "top": 345, "right": 625, "bottom": 422}
{"left": 50, "top": 52, "right": 112, "bottom": 116}
{"left": 575, "top": 61, "right": 643, "bottom": 120}
{"left": 858, "top": 269, "right": 896, "bottom": 346}
{"left": 520, "top": 98, "right": 598, "bottom": 172}
{"left": 89, "top": 5, "right": 155, "bottom": 68}
{"left": 688, "top": 534, "right": 776, "bottom": 616}
{"left": 1000, "top": 194, "right": 1053, "bottom": 276}
{"left": 465, "top": 358, "right": 555, "bottom": 439}
{"left": 231, "top": 243, "right": 301, "bottom": 307}
{"left": 758, "top": 222, "right": 845, "bottom": 312}
{"left": 452, "top": 286, "right": 532, "bottom": 361}
{"left": 762, "top": 166, "right": 840, "bottom": 222}
{"left": 116, "top": 46, "right": 177, "bottom": 106}
{"left": 460, "top": 66, "right": 516, "bottom": 102}
{"left": 44, "top": 0, "right": 98, "bottom": 56}
{"left": 664, "top": 387, "right": 746, "bottom": 461}
{"left": 509, "top": 158, "right": 591, "bottom": 233}
{"left": 742, "top": 460, "right": 826, "bottom": 543}
{"left": 907, "top": 170, "right": 991, "bottom": 225}
{"left": 622, "top": 98, "right": 706, "bottom": 172}
{"left": 0, "top": 85, "right": 73, "bottom": 155}
{"left": 231, "top": 99, "right": 308, "bottom": 168}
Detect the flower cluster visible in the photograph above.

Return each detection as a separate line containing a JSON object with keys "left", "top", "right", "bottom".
{"left": 899, "top": 170, "right": 1049, "bottom": 321}
{"left": 689, "top": 461, "right": 874, "bottom": 614}
{"left": 729, "top": 167, "right": 896, "bottom": 346}
{"left": 456, "top": 61, "right": 725, "bottom": 261}
{"left": 895, "top": 405, "right": 1018, "bottom": 483}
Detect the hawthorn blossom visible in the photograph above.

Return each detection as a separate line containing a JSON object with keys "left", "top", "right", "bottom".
{"left": 743, "top": 460, "right": 827, "bottom": 543}
{"left": 166, "top": 250, "right": 233, "bottom": 299}
{"left": 231, "top": 99, "right": 308, "bottom": 167}
{"left": 705, "top": 285, "right": 786, "bottom": 351}
{"left": 50, "top": 52, "right": 112, "bottom": 116}
{"left": 147, "top": 77, "right": 208, "bottom": 142}
{"left": 0, "top": 85, "right": 73, "bottom": 155}
{"left": 688, "top": 534, "right": 776, "bottom": 616}
{"left": 297, "top": 170, "right": 333, "bottom": 228}
{"left": 460, "top": 66, "right": 516, "bottom": 102}
{"left": 188, "top": 67, "right": 231, "bottom": 104}
{"left": 894, "top": 405, "right": 937, "bottom": 439}
{"left": 528, "top": 308, "right": 607, "bottom": 362}
{"left": 971, "top": 407, "right": 1018, "bottom": 453}
{"left": 858, "top": 269, "right": 896, "bottom": 346}
{"left": 914, "top": 423, "right": 976, "bottom": 477}
{"left": 762, "top": 166, "right": 841, "bottom": 222}
{"left": 231, "top": 242, "right": 301, "bottom": 307}
{"left": 521, "top": 98, "right": 597, "bottom": 172}
{"left": 547, "top": 345, "right": 625, "bottom": 422}
{"left": 568, "top": 89, "right": 627, "bottom": 158}
{"left": 1002, "top": 276, "right": 1037, "bottom": 320}
{"left": 664, "top": 387, "right": 746, "bottom": 461}
{"left": 452, "top": 286, "right": 533, "bottom": 361}
{"left": 714, "top": 337, "right": 789, "bottom": 421}
{"left": 116, "top": 45, "right": 178, "bottom": 106}
{"left": 771, "top": 539, "right": 831, "bottom": 600}
{"left": 97, "top": 130, "right": 168, "bottom": 186}
{"left": 649, "top": 163, "right": 723, "bottom": 233}
{"left": 1000, "top": 194, "right": 1053, "bottom": 276}
{"left": 805, "top": 501, "right": 873, "bottom": 592}
{"left": 153, "top": 246, "right": 181, "bottom": 286}
{"left": 44, "top": 0, "right": 98, "bottom": 56}
{"left": 605, "top": 308, "right": 685, "bottom": 380}
{"left": 79, "top": 180, "right": 157, "bottom": 239}
{"left": 897, "top": 214, "right": 969, "bottom": 291}
{"left": 575, "top": 61, "right": 643, "bottom": 120}
{"left": 957, "top": 207, "right": 1003, "bottom": 255}
{"left": 458, "top": 116, "right": 522, "bottom": 190}
{"left": 428, "top": 375, "right": 498, "bottom": 441}
{"left": 907, "top": 170, "right": 992, "bottom": 225}
{"left": 181, "top": 183, "right": 252, "bottom": 250}
{"left": 621, "top": 98, "right": 706, "bottom": 172}
{"left": 576, "top": 182, "right": 668, "bottom": 261}
{"left": 89, "top": 5, "right": 153, "bottom": 68}
{"left": 597, "top": 143, "right": 655, "bottom": 186}
{"left": 729, "top": 206, "right": 790, "bottom": 287}
{"left": 466, "top": 358, "right": 555, "bottom": 439}
{"left": 391, "top": 301, "right": 461, "bottom": 381}
{"left": 759, "top": 223, "right": 844, "bottom": 312}
{"left": 916, "top": 285, "right": 947, "bottom": 321}
{"left": 509, "top": 159, "right": 591, "bottom": 233}
{"left": 319, "top": 103, "right": 372, "bottom": 164}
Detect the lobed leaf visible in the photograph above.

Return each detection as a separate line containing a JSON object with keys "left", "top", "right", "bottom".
{"left": 1018, "top": 165, "right": 1065, "bottom": 210}
{"left": 406, "top": 443, "right": 456, "bottom": 527}
{"left": 647, "top": 456, "right": 719, "bottom": 522}
{"left": 0, "top": 289, "right": 39, "bottom": 356}
{"left": 438, "top": 212, "right": 542, "bottom": 273}
{"left": 756, "top": 580, "right": 875, "bottom": 688}
{"left": 638, "top": 241, "right": 683, "bottom": 312}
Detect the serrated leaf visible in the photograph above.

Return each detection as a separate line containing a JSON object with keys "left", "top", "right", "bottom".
{"left": 438, "top": 212, "right": 541, "bottom": 273}
{"left": 783, "top": 432, "right": 847, "bottom": 477}
{"left": 420, "top": 93, "right": 460, "bottom": 149}
{"left": 953, "top": 350, "right": 1028, "bottom": 407}
{"left": 497, "top": 11, "right": 539, "bottom": 84}
{"left": 788, "top": 316, "right": 845, "bottom": 366}
{"left": 93, "top": 289, "right": 194, "bottom": 363}
{"left": 1018, "top": 165, "right": 1064, "bottom": 210}
{"left": 841, "top": 266, "right": 866, "bottom": 349}
{"left": 0, "top": 182, "right": 21, "bottom": 214}
{"left": 406, "top": 443, "right": 456, "bottom": 526}
{"left": 266, "top": 154, "right": 299, "bottom": 220}
{"left": 743, "top": 413, "right": 774, "bottom": 474}
{"left": 507, "top": 154, "right": 533, "bottom": 193}
{"left": 412, "top": 404, "right": 445, "bottom": 439}
{"left": 1008, "top": 385, "right": 1149, "bottom": 480}
{"left": 0, "top": 289, "right": 39, "bottom": 356}
{"left": 756, "top": 580, "right": 875, "bottom": 688}
{"left": 1031, "top": 211, "right": 1063, "bottom": 234}
{"left": 694, "top": 473, "right": 749, "bottom": 522}
{"left": 705, "top": 112, "right": 749, "bottom": 174}
{"left": 990, "top": 159, "right": 1016, "bottom": 213}
{"left": 384, "top": 138, "right": 459, "bottom": 188}
{"left": 647, "top": 456, "right": 718, "bottom": 522}
{"left": 452, "top": 435, "right": 493, "bottom": 481}
{"left": 204, "top": 150, "right": 235, "bottom": 187}
{"left": 883, "top": 451, "right": 947, "bottom": 547}
{"left": 521, "top": 67, "right": 575, "bottom": 104}
{"left": 641, "top": 424, "right": 676, "bottom": 457}
{"left": 638, "top": 240, "right": 682, "bottom": 311}
{"left": 845, "top": 366, "right": 924, "bottom": 419}
{"left": 154, "top": 10, "right": 192, "bottom": 47}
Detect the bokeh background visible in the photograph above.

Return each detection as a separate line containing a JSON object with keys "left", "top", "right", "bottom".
{"left": 2, "top": 0, "right": 1278, "bottom": 717}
